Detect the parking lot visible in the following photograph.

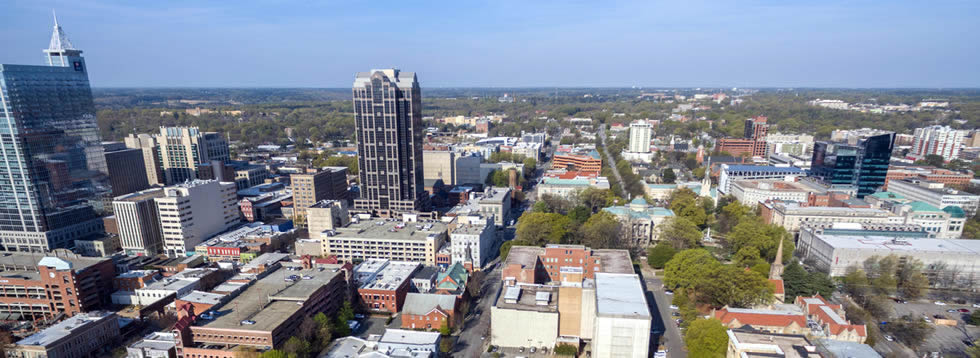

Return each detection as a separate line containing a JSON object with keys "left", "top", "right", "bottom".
{"left": 888, "top": 301, "right": 979, "bottom": 355}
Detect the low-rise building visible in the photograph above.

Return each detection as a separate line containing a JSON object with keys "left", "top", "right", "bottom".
{"left": 355, "top": 260, "right": 420, "bottom": 313}
{"left": 760, "top": 201, "right": 900, "bottom": 233}
{"left": 886, "top": 178, "right": 980, "bottom": 215}
{"left": 126, "top": 332, "right": 177, "bottom": 358}
{"left": 491, "top": 285, "right": 560, "bottom": 349}
{"left": 73, "top": 235, "right": 120, "bottom": 257}
{"left": 7, "top": 312, "right": 120, "bottom": 358}
{"left": 731, "top": 179, "right": 826, "bottom": 206}
{"left": 135, "top": 268, "right": 221, "bottom": 306}
{"left": 718, "top": 165, "right": 805, "bottom": 195}
{"left": 449, "top": 214, "right": 496, "bottom": 271}
{"left": 306, "top": 200, "right": 351, "bottom": 237}
{"left": 194, "top": 222, "right": 296, "bottom": 262}
{"left": 322, "top": 218, "right": 447, "bottom": 265}
{"left": 400, "top": 293, "right": 458, "bottom": 330}
{"left": 714, "top": 295, "right": 866, "bottom": 343}
{"left": 377, "top": 329, "right": 441, "bottom": 357}
{"left": 726, "top": 330, "right": 821, "bottom": 358}
{"left": 592, "top": 273, "right": 651, "bottom": 358}
{"left": 537, "top": 173, "right": 611, "bottom": 199}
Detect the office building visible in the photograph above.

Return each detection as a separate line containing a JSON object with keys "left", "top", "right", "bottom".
{"left": 810, "top": 133, "right": 895, "bottom": 198}
{"left": 155, "top": 180, "right": 239, "bottom": 257}
{"left": 450, "top": 213, "right": 496, "bottom": 271}
{"left": 134, "top": 268, "right": 222, "bottom": 305}
{"left": 760, "top": 201, "right": 899, "bottom": 233}
{"left": 103, "top": 142, "right": 150, "bottom": 197}
{"left": 537, "top": 172, "right": 611, "bottom": 199}
{"left": 113, "top": 188, "right": 166, "bottom": 256}
{"left": 156, "top": 127, "right": 229, "bottom": 184}
{"left": 290, "top": 167, "right": 349, "bottom": 218}
{"left": 592, "top": 273, "right": 651, "bottom": 358}
{"left": 628, "top": 120, "right": 652, "bottom": 153}
{"left": 352, "top": 69, "right": 427, "bottom": 215}
{"left": 6, "top": 312, "right": 120, "bottom": 358}
{"left": 0, "top": 252, "right": 116, "bottom": 320}
{"left": 884, "top": 166, "right": 971, "bottom": 190}
{"left": 0, "top": 19, "right": 112, "bottom": 252}
{"left": 886, "top": 178, "right": 980, "bottom": 215}
{"left": 124, "top": 133, "right": 164, "bottom": 186}
{"left": 553, "top": 150, "right": 602, "bottom": 175}
{"left": 601, "top": 197, "right": 675, "bottom": 247}
{"left": 744, "top": 116, "right": 769, "bottom": 140}
{"left": 501, "top": 245, "right": 634, "bottom": 286}
{"left": 321, "top": 218, "right": 446, "bottom": 265}
{"left": 730, "top": 179, "right": 828, "bottom": 206}
{"left": 718, "top": 165, "right": 805, "bottom": 195}
{"left": 909, "top": 125, "right": 966, "bottom": 162}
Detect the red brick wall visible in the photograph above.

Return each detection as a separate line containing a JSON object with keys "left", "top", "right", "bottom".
{"left": 402, "top": 309, "right": 451, "bottom": 330}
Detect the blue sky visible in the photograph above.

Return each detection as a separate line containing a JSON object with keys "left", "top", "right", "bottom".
{"left": 2, "top": 0, "right": 978, "bottom": 88}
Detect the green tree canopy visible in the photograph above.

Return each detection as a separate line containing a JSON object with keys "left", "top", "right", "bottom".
{"left": 577, "top": 211, "right": 623, "bottom": 249}
{"left": 664, "top": 249, "right": 720, "bottom": 291}
{"left": 684, "top": 319, "right": 729, "bottom": 358}
{"left": 647, "top": 243, "right": 677, "bottom": 269}
{"left": 515, "top": 212, "right": 572, "bottom": 246}
{"left": 659, "top": 217, "right": 702, "bottom": 249}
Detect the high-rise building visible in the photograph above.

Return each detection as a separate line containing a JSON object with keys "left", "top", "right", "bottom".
{"left": 290, "top": 167, "right": 349, "bottom": 218}
{"left": 908, "top": 125, "right": 965, "bottom": 162}
{"left": 113, "top": 188, "right": 165, "bottom": 256}
{"left": 124, "top": 133, "right": 164, "bottom": 186}
{"left": 810, "top": 133, "right": 895, "bottom": 198}
{"left": 0, "top": 17, "right": 111, "bottom": 252}
{"left": 743, "top": 116, "right": 769, "bottom": 140}
{"left": 352, "top": 69, "right": 427, "bottom": 215}
{"left": 103, "top": 142, "right": 150, "bottom": 197}
{"left": 628, "top": 120, "right": 652, "bottom": 153}
{"left": 154, "top": 180, "right": 239, "bottom": 257}
{"left": 157, "top": 127, "right": 230, "bottom": 184}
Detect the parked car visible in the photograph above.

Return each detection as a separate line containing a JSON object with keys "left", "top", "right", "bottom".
{"left": 885, "top": 335, "right": 895, "bottom": 342}
{"left": 934, "top": 301, "right": 947, "bottom": 306}
{"left": 958, "top": 308, "right": 971, "bottom": 313}
{"left": 241, "top": 320, "right": 256, "bottom": 325}
{"left": 671, "top": 312, "right": 680, "bottom": 317}
{"left": 669, "top": 305, "right": 678, "bottom": 309}
{"left": 664, "top": 290, "right": 674, "bottom": 295}
{"left": 973, "top": 303, "right": 980, "bottom": 308}
{"left": 530, "top": 347, "right": 537, "bottom": 353}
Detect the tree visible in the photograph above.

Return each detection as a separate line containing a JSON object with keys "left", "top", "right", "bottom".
{"left": 717, "top": 201, "right": 751, "bottom": 234}
{"left": 782, "top": 261, "right": 834, "bottom": 302}
{"left": 664, "top": 249, "right": 720, "bottom": 291}
{"left": 659, "top": 217, "right": 702, "bottom": 249}
{"left": 703, "top": 265, "right": 774, "bottom": 307}
{"left": 896, "top": 259, "right": 929, "bottom": 300}
{"left": 515, "top": 212, "right": 572, "bottom": 246}
{"left": 733, "top": 247, "right": 764, "bottom": 268}
{"left": 258, "top": 350, "right": 288, "bottom": 358}
{"left": 647, "top": 243, "right": 677, "bottom": 269}
{"left": 968, "top": 310, "right": 980, "bottom": 325}
{"left": 920, "top": 154, "right": 945, "bottom": 168}
{"left": 567, "top": 206, "right": 592, "bottom": 225}
{"left": 499, "top": 240, "right": 516, "bottom": 260}
{"left": 662, "top": 168, "right": 677, "bottom": 183}
{"left": 864, "top": 255, "right": 898, "bottom": 296}
{"left": 885, "top": 315, "right": 934, "bottom": 346}
{"left": 684, "top": 319, "right": 728, "bottom": 358}
{"left": 577, "top": 211, "right": 622, "bottom": 249}
{"left": 439, "top": 321, "right": 451, "bottom": 336}
{"left": 842, "top": 267, "right": 872, "bottom": 302}
{"left": 670, "top": 196, "right": 708, "bottom": 227}
{"left": 523, "top": 157, "right": 537, "bottom": 179}
{"left": 282, "top": 337, "right": 311, "bottom": 358}
{"left": 554, "top": 344, "right": 578, "bottom": 356}
{"left": 578, "top": 188, "right": 619, "bottom": 211}
{"left": 693, "top": 167, "right": 706, "bottom": 179}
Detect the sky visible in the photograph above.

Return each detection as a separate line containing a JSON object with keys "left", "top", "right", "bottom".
{"left": 1, "top": 0, "right": 978, "bottom": 88}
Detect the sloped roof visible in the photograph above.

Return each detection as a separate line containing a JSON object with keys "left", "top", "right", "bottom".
{"left": 942, "top": 205, "right": 967, "bottom": 218}
{"left": 714, "top": 308, "right": 806, "bottom": 328}
{"left": 436, "top": 262, "right": 468, "bottom": 290}
{"left": 769, "top": 279, "right": 785, "bottom": 295}
{"left": 401, "top": 293, "right": 456, "bottom": 316}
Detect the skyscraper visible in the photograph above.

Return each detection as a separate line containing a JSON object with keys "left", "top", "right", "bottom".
{"left": 0, "top": 16, "right": 111, "bottom": 252}
{"left": 628, "top": 120, "right": 652, "bottom": 153}
{"left": 810, "top": 133, "right": 895, "bottom": 198}
{"left": 352, "top": 69, "right": 428, "bottom": 215}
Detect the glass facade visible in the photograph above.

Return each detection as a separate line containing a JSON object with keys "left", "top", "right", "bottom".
{"left": 0, "top": 28, "right": 110, "bottom": 252}
{"left": 810, "top": 133, "right": 895, "bottom": 198}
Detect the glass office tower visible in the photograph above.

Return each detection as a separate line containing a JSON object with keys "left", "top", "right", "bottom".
{"left": 0, "top": 18, "right": 110, "bottom": 252}
{"left": 810, "top": 133, "right": 895, "bottom": 198}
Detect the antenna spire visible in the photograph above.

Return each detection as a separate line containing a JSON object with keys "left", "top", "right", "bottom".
{"left": 53, "top": 9, "right": 59, "bottom": 27}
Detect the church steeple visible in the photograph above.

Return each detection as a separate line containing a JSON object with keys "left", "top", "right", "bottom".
{"left": 769, "top": 238, "right": 785, "bottom": 280}
{"left": 44, "top": 11, "right": 84, "bottom": 68}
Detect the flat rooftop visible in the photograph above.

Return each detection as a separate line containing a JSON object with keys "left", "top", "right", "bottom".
{"left": 239, "top": 252, "right": 288, "bottom": 271}
{"left": 595, "top": 273, "right": 650, "bottom": 318}
{"left": 379, "top": 328, "right": 440, "bottom": 345}
{"left": 451, "top": 222, "right": 491, "bottom": 236}
{"left": 333, "top": 219, "right": 447, "bottom": 242}
{"left": 180, "top": 291, "right": 225, "bottom": 305}
{"left": 494, "top": 284, "right": 558, "bottom": 313}
{"left": 817, "top": 235, "right": 980, "bottom": 254}
{"left": 114, "top": 188, "right": 165, "bottom": 202}
{"left": 0, "top": 252, "right": 109, "bottom": 280}
{"left": 16, "top": 312, "right": 116, "bottom": 347}
{"left": 196, "top": 266, "right": 341, "bottom": 332}
{"left": 360, "top": 261, "right": 419, "bottom": 291}
{"left": 733, "top": 179, "right": 820, "bottom": 192}
{"left": 728, "top": 330, "right": 819, "bottom": 358}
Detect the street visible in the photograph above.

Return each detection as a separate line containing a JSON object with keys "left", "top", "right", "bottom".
{"left": 639, "top": 263, "right": 686, "bottom": 357}
{"left": 457, "top": 262, "right": 503, "bottom": 358}
{"left": 597, "top": 125, "right": 627, "bottom": 194}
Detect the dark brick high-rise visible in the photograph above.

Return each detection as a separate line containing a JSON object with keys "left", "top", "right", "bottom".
{"left": 352, "top": 69, "right": 428, "bottom": 215}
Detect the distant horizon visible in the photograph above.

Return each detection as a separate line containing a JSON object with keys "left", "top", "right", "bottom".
{"left": 4, "top": 1, "right": 977, "bottom": 88}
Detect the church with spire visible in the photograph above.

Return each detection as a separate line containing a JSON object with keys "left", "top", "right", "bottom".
{"left": 0, "top": 13, "right": 112, "bottom": 253}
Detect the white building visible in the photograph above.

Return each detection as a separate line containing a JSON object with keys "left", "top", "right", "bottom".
{"left": 592, "top": 273, "right": 651, "bottom": 358}
{"left": 718, "top": 165, "right": 805, "bottom": 195}
{"left": 450, "top": 213, "right": 497, "bottom": 270}
{"left": 473, "top": 187, "right": 511, "bottom": 226}
{"left": 730, "top": 179, "right": 825, "bottom": 206}
{"left": 538, "top": 176, "right": 611, "bottom": 199}
{"left": 155, "top": 180, "right": 239, "bottom": 257}
{"left": 762, "top": 202, "right": 900, "bottom": 233}
{"left": 113, "top": 188, "right": 166, "bottom": 256}
{"left": 628, "top": 120, "right": 652, "bottom": 153}
{"left": 126, "top": 332, "right": 176, "bottom": 358}
{"left": 377, "top": 329, "right": 440, "bottom": 357}
{"left": 322, "top": 219, "right": 447, "bottom": 265}
{"left": 601, "top": 198, "right": 674, "bottom": 247}
{"left": 887, "top": 178, "right": 980, "bottom": 215}
{"left": 134, "top": 268, "right": 216, "bottom": 305}
{"left": 909, "top": 125, "right": 966, "bottom": 162}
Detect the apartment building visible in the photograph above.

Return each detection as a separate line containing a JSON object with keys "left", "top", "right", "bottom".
{"left": 290, "top": 167, "right": 349, "bottom": 218}
{"left": 354, "top": 259, "right": 420, "bottom": 313}
{"left": 114, "top": 188, "right": 166, "bottom": 256}
{"left": 321, "top": 218, "right": 447, "bottom": 265}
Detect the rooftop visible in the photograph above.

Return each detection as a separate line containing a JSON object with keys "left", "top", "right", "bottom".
{"left": 128, "top": 332, "right": 176, "bottom": 352}
{"left": 239, "top": 252, "right": 289, "bottom": 272}
{"left": 816, "top": 234, "right": 980, "bottom": 254}
{"left": 594, "top": 273, "right": 650, "bottom": 318}
{"left": 197, "top": 265, "right": 341, "bottom": 332}
{"left": 333, "top": 219, "right": 447, "bottom": 242}
{"left": 359, "top": 261, "right": 420, "bottom": 291}
{"left": 114, "top": 188, "right": 166, "bottom": 202}
{"left": 179, "top": 290, "right": 226, "bottom": 305}
{"left": 723, "top": 165, "right": 805, "bottom": 174}
{"left": 494, "top": 284, "right": 559, "bottom": 313}
{"left": 16, "top": 312, "right": 116, "bottom": 347}
{"left": 0, "top": 251, "right": 109, "bottom": 280}
{"left": 379, "top": 328, "right": 440, "bottom": 346}
{"left": 727, "top": 330, "right": 819, "bottom": 358}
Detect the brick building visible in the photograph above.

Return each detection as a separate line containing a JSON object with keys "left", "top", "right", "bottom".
{"left": 0, "top": 251, "right": 115, "bottom": 321}
{"left": 400, "top": 293, "right": 458, "bottom": 330}
{"left": 354, "top": 260, "right": 420, "bottom": 313}
{"left": 501, "top": 244, "right": 634, "bottom": 286}
{"left": 552, "top": 151, "right": 602, "bottom": 175}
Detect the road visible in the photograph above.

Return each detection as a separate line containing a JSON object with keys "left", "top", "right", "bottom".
{"left": 597, "top": 125, "right": 627, "bottom": 195}
{"left": 457, "top": 262, "right": 503, "bottom": 358}
{"left": 640, "top": 264, "right": 686, "bottom": 357}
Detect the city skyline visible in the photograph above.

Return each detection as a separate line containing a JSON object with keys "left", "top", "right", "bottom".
{"left": 1, "top": 1, "right": 978, "bottom": 88}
